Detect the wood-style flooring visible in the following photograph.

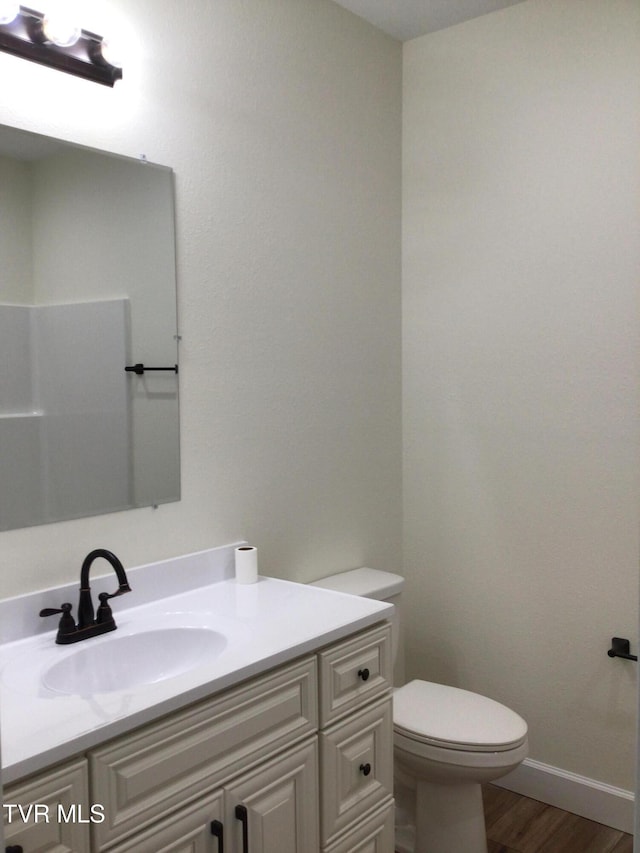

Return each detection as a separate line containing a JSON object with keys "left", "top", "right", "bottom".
{"left": 483, "top": 784, "right": 634, "bottom": 853}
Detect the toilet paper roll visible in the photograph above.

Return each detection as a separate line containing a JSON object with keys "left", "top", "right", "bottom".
{"left": 235, "top": 545, "right": 258, "bottom": 584}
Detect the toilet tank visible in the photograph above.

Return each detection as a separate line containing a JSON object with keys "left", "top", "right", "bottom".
{"left": 310, "top": 568, "right": 405, "bottom": 686}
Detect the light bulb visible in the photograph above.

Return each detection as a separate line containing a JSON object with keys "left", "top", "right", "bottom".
{"left": 0, "top": 2, "right": 19, "bottom": 25}
{"left": 42, "top": 13, "right": 80, "bottom": 47}
{"left": 100, "top": 36, "right": 123, "bottom": 69}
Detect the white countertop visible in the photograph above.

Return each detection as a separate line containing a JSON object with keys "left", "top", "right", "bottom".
{"left": 0, "top": 548, "right": 391, "bottom": 784}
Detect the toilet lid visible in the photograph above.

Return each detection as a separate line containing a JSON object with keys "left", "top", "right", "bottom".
{"left": 393, "top": 680, "right": 528, "bottom": 752}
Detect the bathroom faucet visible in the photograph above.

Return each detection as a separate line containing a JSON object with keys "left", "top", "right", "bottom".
{"left": 40, "top": 549, "right": 132, "bottom": 644}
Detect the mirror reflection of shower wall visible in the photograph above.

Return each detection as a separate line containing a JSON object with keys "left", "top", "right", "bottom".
{"left": 0, "top": 129, "right": 180, "bottom": 531}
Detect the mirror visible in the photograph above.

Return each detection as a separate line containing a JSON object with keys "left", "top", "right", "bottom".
{"left": 0, "top": 125, "right": 180, "bottom": 531}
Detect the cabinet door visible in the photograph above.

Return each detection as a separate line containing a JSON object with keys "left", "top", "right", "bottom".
{"left": 320, "top": 695, "right": 393, "bottom": 844}
{"left": 3, "top": 759, "right": 91, "bottom": 853}
{"left": 107, "top": 789, "right": 224, "bottom": 853}
{"left": 224, "top": 737, "right": 319, "bottom": 853}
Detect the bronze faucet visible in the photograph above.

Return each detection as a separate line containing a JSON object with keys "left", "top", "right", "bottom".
{"left": 40, "top": 549, "right": 131, "bottom": 644}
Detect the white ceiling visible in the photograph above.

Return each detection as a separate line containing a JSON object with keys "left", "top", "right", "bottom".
{"left": 331, "top": 0, "right": 528, "bottom": 41}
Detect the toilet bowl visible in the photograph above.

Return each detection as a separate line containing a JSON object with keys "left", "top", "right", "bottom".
{"left": 393, "top": 679, "right": 528, "bottom": 853}
{"left": 311, "top": 568, "right": 528, "bottom": 853}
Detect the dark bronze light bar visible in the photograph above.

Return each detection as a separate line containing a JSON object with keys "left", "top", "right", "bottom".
{"left": 0, "top": 5, "right": 122, "bottom": 86}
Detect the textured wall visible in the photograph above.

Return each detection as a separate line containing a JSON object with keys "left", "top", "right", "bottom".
{"left": 0, "top": 0, "right": 402, "bottom": 594}
{"left": 403, "top": 0, "right": 640, "bottom": 789}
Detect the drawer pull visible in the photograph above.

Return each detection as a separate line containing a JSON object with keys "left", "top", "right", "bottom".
{"left": 235, "top": 804, "right": 249, "bottom": 853}
{"left": 357, "top": 667, "right": 370, "bottom": 682}
{"left": 359, "top": 762, "right": 372, "bottom": 776}
{"left": 211, "top": 819, "right": 224, "bottom": 852}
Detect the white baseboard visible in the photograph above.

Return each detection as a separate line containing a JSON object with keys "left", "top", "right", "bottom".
{"left": 493, "top": 758, "right": 634, "bottom": 835}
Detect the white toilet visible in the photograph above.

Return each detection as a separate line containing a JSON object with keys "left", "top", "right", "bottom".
{"left": 311, "top": 568, "right": 528, "bottom": 853}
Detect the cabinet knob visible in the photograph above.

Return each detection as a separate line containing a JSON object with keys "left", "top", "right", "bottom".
{"left": 357, "top": 667, "right": 370, "bottom": 681}
{"left": 6, "top": 846, "right": 24, "bottom": 853}
{"left": 360, "top": 762, "right": 372, "bottom": 776}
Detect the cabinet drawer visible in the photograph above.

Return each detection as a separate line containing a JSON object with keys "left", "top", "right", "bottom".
{"left": 318, "top": 623, "right": 392, "bottom": 726}
{"left": 91, "top": 656, "right": 317, "bottom": 849}
{"left": 320, "top": 695, "right": 393, "bottom": 844}
{"left": 3, "top": 758, "right": 91, "bottom": 853}
{"left": 322, "top": 798, "right": 394, "bottom": 853}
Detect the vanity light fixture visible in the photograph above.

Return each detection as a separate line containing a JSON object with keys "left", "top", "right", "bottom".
{"left": 0, "top": 2, "right": 19, "bottom": 25}
{"left": 41, "top": 12, "right": 80, "bottom": 48}
{"left": 0, "top": 4, "right": 122, "bottom": 86}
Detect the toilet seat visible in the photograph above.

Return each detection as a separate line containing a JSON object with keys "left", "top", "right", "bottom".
{"left": 393, "top": 680, "right": 528, "bottom": 753}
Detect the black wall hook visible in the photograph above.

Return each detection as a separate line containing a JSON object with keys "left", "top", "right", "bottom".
{"left": 607, "top": 637, "right": 638, "bottom": 662}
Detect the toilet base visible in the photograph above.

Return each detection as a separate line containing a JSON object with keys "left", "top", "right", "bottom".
{"left": 395, "top": 823, "right": 415, "bottom": 853}
{"left": 414, "top": 779, "right": 487, "bottom": 853}
{"left": 393, "top": 727, "right": 527, "bottom": 852}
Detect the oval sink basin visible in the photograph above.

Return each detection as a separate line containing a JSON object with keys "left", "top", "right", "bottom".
{"left": 42, "top": 628, "right": 227, "bottom": 696}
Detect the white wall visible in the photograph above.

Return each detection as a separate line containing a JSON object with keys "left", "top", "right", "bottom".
{"left": 403, "top": 0, "right": 639, "bottom": 790}
{"left": 0, "top": 0, "right": 402, "bottom": 594}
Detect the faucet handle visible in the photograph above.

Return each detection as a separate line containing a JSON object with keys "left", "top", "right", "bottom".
{"left": 40, "top": 602, "right": 73, "bottom": 618}
{"left": 96, "top": 592, "right": 113, "bottom": 625}
{"left": 95, "top": 581, "right": 131, "bottom": 625}
{"left": 101, "top": 585, "right": 131, "bottom": 601}
{"left": 39, "top": 602, "right": 76, "bottom": 637}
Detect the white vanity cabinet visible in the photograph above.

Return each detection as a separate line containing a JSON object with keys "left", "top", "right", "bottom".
{"left": 2, "top": 622, "right": 393, "bottom": 853}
